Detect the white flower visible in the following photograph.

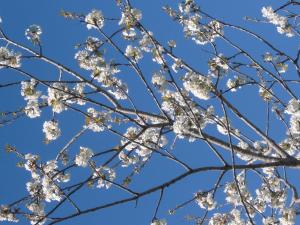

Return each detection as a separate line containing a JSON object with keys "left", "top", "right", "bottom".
{"left": 277, "top": 62, "right": 288, "bottom": 73}
{"left": 24, "top": 100, "right": 41, "bottom": 118}
{"left": 27, "top": 203, "right": 46, "bottom": 225}
{"left": 92, "top": 166, "right": 116, "bottom": 189}
{"left": 261, "top": 6, "right": 293, "bottom": 37}
{"left": 42, "top": 176, "right": 62, "bottom": 202}
{"left": 279, "top": 208, "right": 296, "bottom": 225}
{"left": 25, "top": 25, "right": 42, "bottom": 44}
{"left": 84, "top": 107, "right": 110, "bottom": 132}
{"left": 259, "top": 86, "right": 273, "bottom": 101}
{"left": 183, "top": 72, "right": 212, "bottom": 100}
{"left": 85, "top": 10, "right": 104, "bottom": 29}
{"left": 208, "top": 54, "right": 229, "bottom": 77}
{"left": 125, "top": 45, "right": 142, "bottom": 62}
{"left": 75, "top": 147, "right": 94, "bottom": 167}
{"left": 139, "top": 31, "right": 153, "bottom": 52}
{"left": 171, "top": 59, "right": 182, "bottom": 73}
{"left": 85, "top": 36, "right": 100, "bottom": 52}
{"left": 151, "top": 219, "right": 167, "bottom": 225}
{"left": 72, "top": 83, "right": 86, "bottom": 105}
{"left": 168, "top": 40, "right": 176, "bottom": 48}
{"left": 263, "top": 217, "right": 276, "bottom": 225}
{"left": 21, "top": 79, "right": 40, "bottom": 101}
{"left": 24, "top": 154, "right": 39, "bottom": 172}
{"left": 119, "top": 7, "right": 142, "bottom": 27}
{"left": 182, "top": 16, "right": 223, "bottom": 45}
{"left": 285, "top": 99, "right": 300, "bottom": 117}
{"left": 122, "top": 28, "right": 137, "bottom": 40}
{"left": 0, "top": 47, "right": 21, "bottom": 69}
{"left": 290, "top": 115, "right": 300, "bottom": 135}
{"left": 224, "top": 172, "right": 252, "bottom": 207}
{"left": 195, "top": 192, "right": 216, "bottom": 210}
{"left": 226, "top": 75, "right": 247, "bottom": 92}
{"left": 120, "top": 127, "right": 167, "bottom": 164}
{"left": 0, "top": 205, "right": 19, "bottom": 222}
{"left": 263, "top": 52, "right": 273, "bottom": 62}
{"left": 47, "top": 83, "right": 69, "bottom": 113}
{"left": 152, "top": 72, "right": 166, "bottom": 87}
{"left": 208, "top": 213, "right": 230, "bottom": 225}
{"left": 43, "top": 120, "right": 61, "bottom": 141}
{"left": 173, "top": 115, "right": 191, "bottom": 138}
{"left": 26, "top": 180, "right": 41, "bottom": 197}
{"left": 75, "top": 50, "right": 104, "bottom": 71}
{"left": 118, "top": 151, "right": 139, "bottom": 167}
{"left": 43, "top": 160, "right": 58, "bottom": 174}
{"left": 27, "top": 202, "right": 45, "bottom": 216}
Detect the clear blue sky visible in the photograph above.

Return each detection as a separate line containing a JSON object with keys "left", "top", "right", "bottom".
{"left": 1, "top": 0, "right": 299, "bottom": 225}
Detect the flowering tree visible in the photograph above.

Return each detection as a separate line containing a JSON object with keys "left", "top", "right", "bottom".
{"left": 1, "top": 0, "right": 300, "bottom": 224}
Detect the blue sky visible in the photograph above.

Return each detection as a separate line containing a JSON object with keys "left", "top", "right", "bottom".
{"left": 1, "top": 0, "right": 300, "bottom": 225}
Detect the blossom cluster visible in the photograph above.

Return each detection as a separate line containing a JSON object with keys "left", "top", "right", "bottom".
{"left": 119, "top": 127, "right": 167, "bottom": 167}
{"left": 75, "top": 146, "right": 94, "bottom": 167}
{"left": 261, "top": 6, "right": 293, "bottom": 37}
{"left": 182, "top": 72, "right": 212, "bottom": 100}
{"left": 42, "top": 120, "right": 61, "bottom": 141}
{"left": 92, "top": 166, "right": 116, "bottom": 189}
{"left": 85, "top": 9, "right": 104, "bottom": 29}
{"left": 21, "top": 79, "right": 41, "bottom": 118}
{"left": 0, "top": 47, "right": 21, "bottom": 69}
{"left": 24, "top": 156, "right": 70, "bottom": 225}
{"left": 84, "top": 107, "right": 111, "bottom": 132}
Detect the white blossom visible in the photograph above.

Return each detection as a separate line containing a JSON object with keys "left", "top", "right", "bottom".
{"left": 25, "top": 25, "right": 42, "bottom": 44}
{"left": 182, "top": 15, "right": 223, "bottom": 45}
{"left": 85, "top": 36, "right": 101, "bottom": 52}
{"left": 122, "top": 27, "right": 137, "bottom": 40}
{"left": 285, "top": 99, "right": 300, "bottom": 117}
{"left": 41, "top": 176, "right": 62, "bottom": 202}
{"left": 118, "top": 151, "right": 139, "bottom": 167}
{"left": 75, "top": 146, "right": 94, "bottom": 167}
{"left": 24, "top": 100, "right": 41, "bottom": 118}
{"left": 151, "top": 219, "right": 167, "bottom": 225}
{"left": 0, "top": 205, "right": 18, "bottom": 223}
{"left": 84, "top": 107, "right": 110, "bottom": 132}
{"left": 183, "top": 72, "right": 212, "bottom": 100}
{"left": 224, "top": 172, "right": 253, "bottom": 207}
{"left": 42, "top": 120, "right": 61, "bottom": 141}
{"left": 209, "top": 213, "right": 231, "bottom": 225}
{"left": 262, "top": 217, "right": 277, "bottom": 225}
{"left": 0, "top": 47, "right": 21, "bottom": 69}
{"left": 152, "top": 72, "right": 167, "bottom": 87}
{"left": 279, "top": 208, "right": 296, "bottom": 225}
{"left": 47, "top": 83, "right": 70, "bottom": 113}
{"left": 24, "top": 153, "right": 39, "bottom": 173}
{"left": 92, "top": 166, "right": 116, "bottom": 189}
{"left": 139, "top": 31, "right": 153, "bottom": 52}
{"left": 120, "top": 127, "right": 167, "bottom": 164}
{"left": 195, "top": 192, "right": 216, "bottom": 210}
{"left": 119, "top": 7, "right": 142, "bottom": 27}
{"left": 21, "top": 79, "right": 40, "bottom": 101}
{"left": 125, "top": 45, "right": 143, "bottom": 62}
{"left": 261, "top": 6, "right": 293, "bottom": 37}
{"left": 75, "top": 50, "right": 105, "bottom": 71}
{"left": 208, "top": 54, "right": 229, "bottom": 77}
{"left": 85, "top": 10, "right": 104, "bottom": 29}
{"left": 226, "top": 75, "right": 247, "bottom": 92}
